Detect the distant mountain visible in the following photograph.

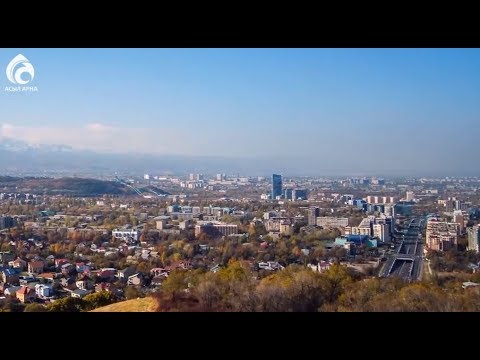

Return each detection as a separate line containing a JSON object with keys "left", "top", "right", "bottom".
{"left": 0, "top": 138, "right": 73, "bottom": 153}
{"left": 0, "top": 138, "right": 477, "bottom": 177}
{"left": 0, "top": 138, "right": 285, "bottom": 176}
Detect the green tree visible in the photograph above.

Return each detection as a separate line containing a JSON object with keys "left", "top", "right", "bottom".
{"left": 83, "top": 291, "right": 116, "bottom": 311}
{"left": 319, "top": 264, "right": 353, "bottom": 304}
{"left": 125, "top": 286, "right": 142, "bottom": 300}
{"left": 47, "top": 297, "right": 86, "bottom": 312}
{"left": 161, "top": 270, "right": 189, "bottom": 294}
{"left": 24, "top": 303, "right": 47, "bottom": 312}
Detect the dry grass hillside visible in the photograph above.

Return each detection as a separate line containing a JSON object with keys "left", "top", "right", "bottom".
{"left": 91, "top": 297, "right": 157, "bottom": 312}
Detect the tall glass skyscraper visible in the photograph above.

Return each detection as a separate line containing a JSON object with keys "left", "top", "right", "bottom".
{"left": 272, "top": 174, "right": 282, "bottom": 200}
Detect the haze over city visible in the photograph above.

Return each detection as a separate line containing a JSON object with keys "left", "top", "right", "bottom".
{"left": 2, "top": 48, "right": 480, "bottom": 176}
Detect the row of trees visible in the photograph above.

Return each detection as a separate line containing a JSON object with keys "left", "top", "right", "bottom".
{"left": 151, "top": 261, "right": 480, "bottom": 312}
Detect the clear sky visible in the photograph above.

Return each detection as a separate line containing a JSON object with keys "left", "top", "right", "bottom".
{"left": 1, "top": 48, "right": 480, "bottom": 175}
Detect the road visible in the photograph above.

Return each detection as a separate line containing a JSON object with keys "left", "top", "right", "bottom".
{"left": 379, "top": 217, "right": 424, "bottom": 281}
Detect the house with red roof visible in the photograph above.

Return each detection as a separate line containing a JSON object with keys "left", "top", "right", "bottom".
{"left": 17, "top": 285, "right": 35, "bottom": 303}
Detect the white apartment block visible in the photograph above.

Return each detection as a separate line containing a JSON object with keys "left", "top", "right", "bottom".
{"left": 316, "top": 217, "right": 349, "bottom": 227}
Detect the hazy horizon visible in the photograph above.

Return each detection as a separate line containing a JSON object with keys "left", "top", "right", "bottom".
{"left": 2, "top": 48, "right": 480, "bottom": 176}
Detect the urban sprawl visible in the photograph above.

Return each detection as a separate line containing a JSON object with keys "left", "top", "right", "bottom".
{"left": 1, "top": 173, "right": 480, "bottom": 311}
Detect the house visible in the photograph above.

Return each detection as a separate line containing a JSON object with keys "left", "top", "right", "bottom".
{"left": 71, "top": 289, "right": 91, "bottom": 298}
{"left": 60, "top": 277, "right": 75, "bottom": 288}
{"left": 126, "top": 255, "right": 138, "bottom": 264}
{"left": 127, "top": 273, "right": 144, "bottom": 286}
{"left": 4, "top": 286, "right": 21, "bottom": 297}
{"left": 28, "top": 261, "right": 45, "bottom": 274}
{"left": 16, "top": 286, "right": 35, "bottom": 303}
{"left": 307, "top": 261, "right": 331, "bottom": 273}
{"left": 95, "top": 282, "right": 111, "bottom": 293}
{"left": 462, "top": 281, "right": 480, "bottom": 289}
{"left": 75, "top": 262, "right": 86, "bottom": 273}
{"left": 35, "top": 284, "right": 53, "bottom": 298}
{"left": 60, "top": 263, "right": 74, "bottom": 276}
{"left": 150, "top": 268, "right": 168, "bottom": 277}
{"left": 165, "top": 261, "right": 192, "bottom": 271}
{"left": 0, "top": 282, "right": 8, "bottom": 294}
{"left": 54, "top": 258, "right": 68, "bottom": 268}
{"left": 76, "top": 279, "right": 94, "bottom": 290}
{"left": 9, "top": 258, "right": 27, "bottom": 271}
{"left": 37, "top": 273, "right": 56, "bottom": 282}
{"left": 34, "top": 240, "right": 44, "bottom": 249}
{"left": 97, "top": 268, "right": 116, "bottom": 281}
{"left": 0, "top": 252, "right": 15, "bottom": 266}
{"left": 258, "top": 261, "right": 284, "bottom": 271}
{"left": 19, "top": 275, "right": 36, "bottom": 286}
{"left": 210, "top": 264, "right": 221, "bottom": 273}
{"left": 151, "top": 276, "right": 166, "bottom": 287}
{"left": 1, "top": 269, "right": 19, "bottom": 285}
{"left": 117, "top": 266, "right": 136, "bottom": 281}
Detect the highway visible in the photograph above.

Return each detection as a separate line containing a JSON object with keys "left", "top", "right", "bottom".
{"left": 379, "top": 217, "right": 424, "bottom": 281}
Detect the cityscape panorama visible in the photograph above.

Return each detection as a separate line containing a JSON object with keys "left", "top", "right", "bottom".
{"left": 1, "top": 48, "right": 480, "bottom": 312}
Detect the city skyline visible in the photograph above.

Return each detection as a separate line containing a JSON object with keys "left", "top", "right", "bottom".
{"left": 2, "top": 48, "right": 480, "bottom": 176}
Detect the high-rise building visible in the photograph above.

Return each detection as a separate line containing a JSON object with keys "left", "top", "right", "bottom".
{"left": 272, "top": 174, "right": 282, "bottom": 200}
{"left": 0, "top": 216, "right": 16, "bottom": 230}
{"left": 453, "top": 210, "right": 465, "bottom": 234}
{"left": 425, "top": 218, "right": 459, "bottom": 251}
{"left": 283, "top": 188, "right": 293, "bottom": 200}
{"left": 454, "top": 200, "right": 462, "bottom": 211}
{"left": 445, "top": 200, "right": 455, "bottom": 213}
{"left": 292, "top": 188, "right": 308, "bottom": 201}
{"left": 467, "top": 226, "right": 480, "bottom": 253}
{"left": 405, "top": 191, "right": 414, "bottom": 201}
{"left": 189, "top": 174, "right": 203, "bottom": 181}
{"left": 384, "top": 204, "right": 394, "bottom": 217}
{"left": 308, "top": 206, "right": 320, "bottom": 226}
{"left": 373, "top": 223, "right": 391, "bottom": 243}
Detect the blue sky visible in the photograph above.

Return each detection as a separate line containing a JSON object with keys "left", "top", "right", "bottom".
{"left": 1, "top": 48, "right": 480, "bottom": 175}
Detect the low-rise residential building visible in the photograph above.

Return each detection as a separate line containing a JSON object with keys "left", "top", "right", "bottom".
{"left": 10, "top": 258, "right": 27, "bottom": 270}
{"left": 16, "top": 285, "right": 35, "bottom": 303}
{"left": 195, "top": 222, "right": 238, "bottom": 237}
{"left": 1, "top": 269, "right": 19, "bottom": 284}
{"left": 316, "top": 217, "right": 349, "bottom": 228}
{"left": 35, "top": 284, "right": 53, "bottom": 298}
{"left": 28, "top": 261, "right": 44, "bottom": 275}
{"left": 112, "top": 229, "right": 139, "bottom": 243}
{"left": 258, "top": 261, "right": 284, "bottom": 271}
{"left": 117, "top": 266, "right": 137, "bottom": 281}
{"left": 127, "top": 273, "right": 144, "bottom": 286}
{"left": 97, "top": 268, "right": 117, "bottom": 281}
{"left": 279, "top": 220, "right": 292, "bottom": 235}
{"left": 71, "top": 289, "right": 92, "bottom": 298}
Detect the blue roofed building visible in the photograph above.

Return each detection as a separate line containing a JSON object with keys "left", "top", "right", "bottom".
{"left": 335, "top": 235, "right": 377, "bottom": 248}
{"left": 1, "top": 268, "right": 20, "bottom": 284}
